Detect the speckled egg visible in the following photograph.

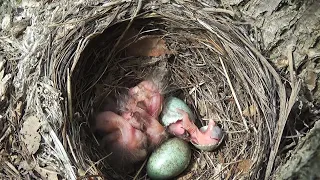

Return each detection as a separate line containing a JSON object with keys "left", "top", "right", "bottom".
{"left": 147, "top": 138, "right": 191, "bottom": 179}
{"left": 160, "top": 97, "right": 195, "bottom": 127}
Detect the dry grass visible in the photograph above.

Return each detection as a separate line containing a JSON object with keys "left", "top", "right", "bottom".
{"left": 0, "top": 0, "right": 300, "bottom": 179}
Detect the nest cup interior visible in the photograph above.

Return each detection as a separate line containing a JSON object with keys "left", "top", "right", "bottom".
{"left": 70, "top": 15, "right": 276, "bottom": 179}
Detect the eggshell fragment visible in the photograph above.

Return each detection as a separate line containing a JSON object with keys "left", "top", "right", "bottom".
{"left": 147, "top": 138, "right": 191, "bottom": 179}
{"left": 191, "top": 125, "right": 225, "bottom": 151}
{"left": 160, "top": 97, "right": 195, "bottom": 127}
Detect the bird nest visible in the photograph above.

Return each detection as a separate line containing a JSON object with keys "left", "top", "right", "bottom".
{"left": 13, "top": 1, "right": 296, "bottom": 179}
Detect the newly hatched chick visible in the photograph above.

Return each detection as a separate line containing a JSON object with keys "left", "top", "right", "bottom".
{"left": 93, "top": 111, "right": 148, "bottom": 172}
{"left": 126, "top": 80, "right": 164, "bottom": 117}
{"left": 121, "top": 80, "right": 168, "bottom": 149}
{"left": 177, "top": 109, "right": 222, "bottom": 145}
{"left": 160, "top": 97, "right": 223, "bottom": 148}
{"left": 93, "top": 80, "right": 168, "bottom": 172}
{"left": 134, "top": 106, "right": 168, "bottom": 150}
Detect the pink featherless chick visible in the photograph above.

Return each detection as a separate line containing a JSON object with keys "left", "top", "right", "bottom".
{"left": 177, "top": 109, "right": 222, "bottom": 146}
{"left": 128, "top": 80, "right": 164, "bottom": 117}
{"left": 93, "top": 111, "right": 148, "bottom": 171}
{"left": 160, "top": 97, "right": 223, "bottom": 151}
{"left": 121, "top": 80, "right": 168, "bottom": 149}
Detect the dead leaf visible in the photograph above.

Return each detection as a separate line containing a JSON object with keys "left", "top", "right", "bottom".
{"left": 242, "top": 105, "right": 257, "bottom": 117}
{"left": 13, "top": 101, "right": 23, "bottom": 123}
{"left": 236, "top": 159, "right": 252, "bottom": 174}
{"left": 34, "top": 165, "right": 58, "bottom": 180}
{"left": 20, "top": 116, "right": 41, "bottom": 155}
{"left": 125, "top": 36, "right": 172, "bottom": 57}
{"left": 273, "top": 57, "right": 289, "bottom": 68}
{"left": 18, "top": 160, "right": 36, "bottom": 171}
{"left": 218, "top": 152, "right": 225, "bottom": 163}
{"left": 305, "top": 70, "right": 317, "bottom": 91}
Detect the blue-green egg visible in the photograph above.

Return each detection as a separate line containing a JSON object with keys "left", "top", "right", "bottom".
{"left": 160, "top": 97, "right": 195, "bottom": 126}
{"left": 147, "top": 138, "right": 191, "bottom": 179}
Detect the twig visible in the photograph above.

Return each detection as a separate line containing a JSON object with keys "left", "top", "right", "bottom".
{"left": 265, "top": 80, "right": 301, "bottom": 180}
{"left": 219, "top": 56, "right": 249, "bottom": 131}
{"left": 86, "top": 0, "right": 143, "bottom": 92}
{"left": 67, "top": 69, "right": 73, "bottom": 122}
{"left": 0, "top": 126, "right": 11, "bottom": 143}
{"left": 202, "top": 7, "right": 235, "bottom": 17}
{"left": 230, "top": 29, "right": 296, "bottom": 179}
{"left": 66, "top": 134, "right": 78, "bottom": 164}
{"left": 4, "top": 161, "right": 21, "bottom": 178}
{"left": 133, "top": 158, "right": 148, "bottom": 180}
{"left": 288, "top": 45, "right": 296, "bottom": 87}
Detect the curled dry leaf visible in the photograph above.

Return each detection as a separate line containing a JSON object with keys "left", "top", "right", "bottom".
{"left": 1, "top": 14, "right": 12, "bottom": 30}
{"left": 273, "top": 57, "right": 289, "bottom": 69}
{"left": 242, "top": 105, "right": 257, "bottom": 117}
{"left": 236, "top": 159, "right": 252, "bottom": 174}
{"left": 20, "top": 116, "right": 41, "bottom": 155}
{"left": 18, "top": 160, "right": 36, "bottom": 171}
{"left": 305, "top": 70, "right": 317, "bottom": 91}
{"left": 125, "top": 36, "right": 172, "bottom": 57}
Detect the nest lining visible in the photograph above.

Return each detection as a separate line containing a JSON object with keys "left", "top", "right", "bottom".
{"left": 2, "top": 1, "right": 293, "bottom": 179}
{"left": 60, "top": 6, "right": 280, "bottom": 180}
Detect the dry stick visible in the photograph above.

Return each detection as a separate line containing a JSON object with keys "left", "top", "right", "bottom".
{"left": 0, "top": 126, "right": 11, "bottom": 143}
{"left": 288, "top": 45, "right": 296, "bottom": 87}
{"left": 133, "top": 158, "right": 148, "bottom": 180}
{"left": 264, "top": 51, "right": 301, "bottom": 179}
{"left": 66, "top": 134, "right": 79, "bottom": 164}
{"left": 67, "top": 69, "right": 72, "bottom": 122}
{"left": 86, "top": 0, "right": 143, "bottom": 92}
{"left": 265, "top": 80, "right": 301, "bottom": 180}
{"left": 229, "top": 29, "right": 293, "bottom": 179}
{"left": 202, "top": 7, "right": 235, "bottom": 17}
{"left": 47, "top": 123, "right": 77, "bottom": 180}
{"left": 4, "top": 161, "right": 21, "bottom": 178}
{"left": 219, "top": 56, "right": 249, "bottom": 131}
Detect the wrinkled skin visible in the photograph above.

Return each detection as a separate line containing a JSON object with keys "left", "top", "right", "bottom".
{"left": 134, "top": 106, "right": 167, "bottom": 149}
{"left": 122, "top": 80, "right": 167, "bottom": 148}
{"left": 127, "top": 80, "right": 163, "bottom": 117}
{"left": 93, "top": 80, "right": 167, "bottom": 172}
{"left": 94, "top": 111, "right": 148, "bottom": 171}
{"left": 169, "top": 109, "right": 221, "bottom": 145}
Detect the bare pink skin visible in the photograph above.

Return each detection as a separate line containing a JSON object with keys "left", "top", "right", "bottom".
{"left": 168, "top": 120, "right": 185, "bottom": 136}
{"left": 94, "top": 111, "right": 148, "bottom": 167}
{"left": 121, "top": 104, "right": 167, "bottom": 149}
{"left": 93, "top": 81, "right": 167, "bottom": 172}
{"left": 120, "top": 80, "right": 167, "bottom": 148}
{"left": 133, "top": 106, "right": 167, "bottom": 149}
{"left": 128, "top": 80, "right": 163, "bottom": 117}
{"left": 174, "top": 109, "right": 220, "bottom": 145}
